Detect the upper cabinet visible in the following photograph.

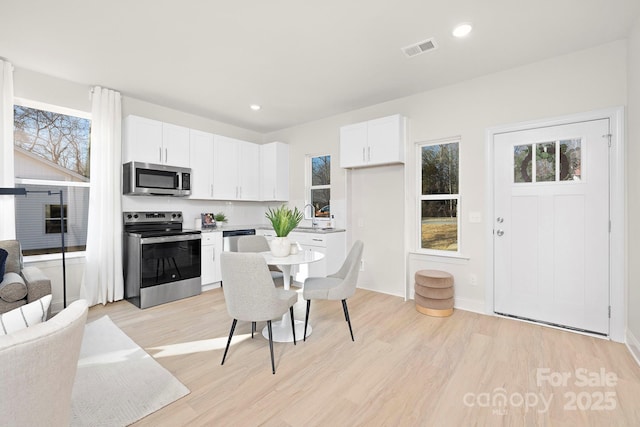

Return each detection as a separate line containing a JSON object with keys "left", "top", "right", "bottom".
{"left": 189, "top": 129, "right": 215, "bottom": 199}
{"left": 260, "top": 142, "right": 289, "bottom": 201}
{"left": 212, "top": 135, "right": 260, "bottom": 201}
{"left": 123, "top": 115, "right": 190, "bottom": 167}
{"left": 339, "top": 114, "right": 405, "bottom": 168}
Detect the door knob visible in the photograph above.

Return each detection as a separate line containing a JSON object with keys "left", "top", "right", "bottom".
{"left": 496, "top": 229, "right": 504, "bottom": 236}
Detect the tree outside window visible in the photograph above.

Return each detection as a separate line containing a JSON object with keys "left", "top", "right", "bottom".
{"left": 13, "top": 101, "right": 91, "bottom": 255}
{"left": 308, "top": 155, "right": 331, "bottom": 218}
{"left": 419, "top": 140, "right": 459, "bottom": 252}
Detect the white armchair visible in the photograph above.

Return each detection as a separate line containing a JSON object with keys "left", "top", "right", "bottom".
{"left": 0, "top": 299, "right": 88, "bottom": 426}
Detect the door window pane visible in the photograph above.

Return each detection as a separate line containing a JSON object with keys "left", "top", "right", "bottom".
{"left": 536, "top": 142, "right": 556, "bottom": 182}
{"left": 514, "top": 144, "right": 533, "bottom": 183}
{"left": 420, "top": 199, "right": 458, "bottom": 251}
{"left": 560, "top": 138, "right": 582, "bottom": 181}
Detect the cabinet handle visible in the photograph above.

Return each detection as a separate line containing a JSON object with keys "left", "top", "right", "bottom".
{"left": 159, "top": 147, "right": 162, "bottom": 163}
{"left": 273, "top": 188, "right": 275, "bottom": 199}
{"left": 165, "top": 148, "right": 168, "bottom": 163}
{"left": 210, "top": 184, "right": 213, "bottom": 197}
{"left": 368, "top": 146, "right": 371, "bottom": 161}
{"left": 312, "top": 238, "right": 323, "bottom": 242}
{"left": 362, "top": 147, "right": 365, "bottom": 161}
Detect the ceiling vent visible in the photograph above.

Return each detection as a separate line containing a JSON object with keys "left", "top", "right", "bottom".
{"left": 401, "top": 38, "right": 437, "bottom": 58}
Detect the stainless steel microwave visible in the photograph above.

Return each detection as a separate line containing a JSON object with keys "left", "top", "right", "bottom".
{"left": 123, "top": 161, "right": 191, "bottom": 196}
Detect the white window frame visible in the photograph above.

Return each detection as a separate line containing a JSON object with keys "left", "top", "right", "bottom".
{"left": 416, "top": 138, "right": 461, "bottom": 256}
{"left": 13, "top": 97, "right": 91, "bottom": 260}
{"left": 305, "top": 153, "right": 331, "bottom": 221}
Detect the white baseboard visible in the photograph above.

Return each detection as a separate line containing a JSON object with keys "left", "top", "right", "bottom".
{"left": 202, "top": 282, "right": 221, "bottom": 292}
{"left": 454, "top": 297, "right": 486, "bottom": 314}
{"left": 357, "top": 284, "right": 404, "bottom": 299}
{"left": 626, "top": 329, "right": 640, "bottom": 367}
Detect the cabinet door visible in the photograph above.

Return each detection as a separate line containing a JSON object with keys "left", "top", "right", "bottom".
{"left": 162, "top": 123, "right": 190, "bottom": 167}
{"left": 201, "top": 232, "right": 222, "bottom": 286}
{"left": 260, "top": 142, "right": 289, "bottom": 201}
{"left": 212, "top": 135, "right": 240, "bottom": 199}
{"left": 189, "top": 130, "right": 214, "bottom": 199}
{"left": 367, "top": 114, "right": 404, "bottom": 166}
{"left": 238, "top": 141, "right": 260, "bottom": 200}
{"left": 339, "top": 121, "right": 368, "bottom": 168}
{"left": 123, "top": 115, "right": 163, "bottom": 164}
{"left": 201, "top": 244, "right": 215, "bottom": 285}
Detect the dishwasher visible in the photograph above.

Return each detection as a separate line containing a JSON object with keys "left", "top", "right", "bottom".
{"left": 222, "top": 229, "right": 256, "bottom": 252}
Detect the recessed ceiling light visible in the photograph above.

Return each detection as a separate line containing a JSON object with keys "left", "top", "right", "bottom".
{"left": 452, "top": 23, "right": 472, "bottom": 38}
{"left": 250, "top": 104, "right": 261, "bottom": 111}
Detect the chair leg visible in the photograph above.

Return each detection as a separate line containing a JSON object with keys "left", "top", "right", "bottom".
{"left": 289, "top": 306, "right": 297, "bottom": 345}
{"left": 342, "top": 299, "right": 354, "bottom": 342}
{"left": 221, "top": 319, "right": 237, "bottom": 365}
{"left": 251, "top": 321, "right": 256, "bottom": 338}
{"left": 304, "top": 300, "right": 311, "bottom": 342}
{"left": 267, "top": 320, "right": 276, "bottom": 374}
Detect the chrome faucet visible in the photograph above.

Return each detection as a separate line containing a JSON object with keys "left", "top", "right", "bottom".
{"left": 304, "top": 203, "right": 318, "bottom": 228}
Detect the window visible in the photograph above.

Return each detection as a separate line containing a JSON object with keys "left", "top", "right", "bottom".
{"left": 419, "top": 140, "right": 459, "bottom": 253}
{"left": 513, "top": 139, "right": 582, "bottom": 183}
{"left": 13, "top": 100, "right": 91, "bottom": 256}
{"left": 307, "top": 155, "right": 331, "bottom": 219}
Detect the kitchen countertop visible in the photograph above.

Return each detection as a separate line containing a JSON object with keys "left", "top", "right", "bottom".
{"left": 198, "top": 224, "right": 346, "bottom": 234}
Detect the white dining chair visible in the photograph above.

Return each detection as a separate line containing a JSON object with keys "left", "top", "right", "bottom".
{"left": 302, "top": 240, "right": 364, "bottom": 341}
{"left": 237, "top": 235, "right": 285, "bottom": 287}
{"left": 220, "top": 252, "right": 298, "bottom": 374}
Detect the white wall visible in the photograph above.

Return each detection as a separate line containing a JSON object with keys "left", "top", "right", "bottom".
{"left": 265, "top": 40, "right": 628, "bottom": 307}
{"left": 626, "top": 17, "right": 640, "bottom": 361}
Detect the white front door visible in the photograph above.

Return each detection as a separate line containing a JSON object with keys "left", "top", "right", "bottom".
{"left": 493, "top": 119, "right": 610, "bottom": 335}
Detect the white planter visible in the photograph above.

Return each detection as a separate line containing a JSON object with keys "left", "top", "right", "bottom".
{"left": 269, "top": 236, "right": 291, "bottom": 257}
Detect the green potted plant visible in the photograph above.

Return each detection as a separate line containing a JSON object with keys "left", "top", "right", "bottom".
{"left": 265, "top": 205, "right": 303, "bottom": 256}
{"left": 214, "top": 212, "right": 228, "bottom": 228}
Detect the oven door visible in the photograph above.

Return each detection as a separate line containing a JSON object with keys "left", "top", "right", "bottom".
{"left": 139, "top": 234, "right": 201, "bottom": 288}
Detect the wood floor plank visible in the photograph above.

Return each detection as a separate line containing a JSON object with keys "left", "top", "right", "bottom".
{"left": 84, "top": 288, "right": 640, "bottom": 426}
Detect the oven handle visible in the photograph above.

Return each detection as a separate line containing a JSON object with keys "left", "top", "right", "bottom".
{"left": 140, "top": 234, "right": 202, "bottom": 244}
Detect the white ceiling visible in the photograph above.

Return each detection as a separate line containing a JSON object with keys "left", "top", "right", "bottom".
{"left": 1, "top": 1, "right": 639, "bottom": 133}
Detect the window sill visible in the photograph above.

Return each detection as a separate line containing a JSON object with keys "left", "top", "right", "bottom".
{"left": 408, "top": 251, "right": 470, "bottom": 261}
{"left": 24, "top": 251, "right": 86, "bottom": 264}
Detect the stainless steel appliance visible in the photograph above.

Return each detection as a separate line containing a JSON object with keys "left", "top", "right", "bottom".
{"left": 222, "top": 229, "right": 256, "bottom": 252}
{"left": 123, "top": 211, "right": 201, "bottom": 308}
{"left": 123, "top": 161, "right": 191, "bottom": 196}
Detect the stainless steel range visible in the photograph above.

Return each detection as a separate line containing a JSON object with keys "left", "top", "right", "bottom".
{"left": 123, "top": 211, "right": 201, "bottom": 309}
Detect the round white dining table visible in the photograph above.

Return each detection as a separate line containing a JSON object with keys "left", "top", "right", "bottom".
{"left": 260, "top": 250, "right": 324, "bottom": 342}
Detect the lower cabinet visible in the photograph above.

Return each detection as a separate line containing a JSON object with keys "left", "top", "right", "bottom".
{"left": 256, "top": 229, "right": 346, "bottom": 283}
{"left": 201, "top": 231, "right": 222, "bottom": 288}
{"left": 288, "top": 231, "right": 346, "bottom": 283}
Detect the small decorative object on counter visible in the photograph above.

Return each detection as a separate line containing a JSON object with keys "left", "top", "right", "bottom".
{"left": 214, "top": 212, "right": 228, "bottom": 228}
{"left": 201, "top": 213, "right": 216, "bottom": 229}
{"left": 265, "top": 205, "right": 303, "bottom": 257}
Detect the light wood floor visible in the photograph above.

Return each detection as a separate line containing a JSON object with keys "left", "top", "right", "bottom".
{"left": 86, "top": 288, "right": 640, "bottom": 426}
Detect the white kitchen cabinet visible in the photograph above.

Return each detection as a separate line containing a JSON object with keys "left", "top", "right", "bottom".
{"left": 201, "top": 231, "right": 222, "bottom": 287}
{"left": 339, "top": 114, "right": 405, "bottom": 168}
{"left": 162, "top": 122, "right": 191, "bottom": 167}
{"left": 260, "top": 142, "right": 289, "bottom": 201}
{"left": 288, "top": 231, "right": 346, "bottom": 283}
{"left": 123, "top": 115, "right": 190, "bottom": 167}
{"left": 212, "top": 135, "right": 260, "bottom": 200}
{"left": 189, "top": 129, "right": 215, "bottom": 199}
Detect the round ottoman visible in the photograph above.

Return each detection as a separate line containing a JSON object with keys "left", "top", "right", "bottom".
{"left": 414, "top": 269, "right": 454, "bottom": 317}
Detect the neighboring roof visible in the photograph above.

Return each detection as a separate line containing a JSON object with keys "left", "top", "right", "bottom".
{"left": 14, "top": 146, "right": 89, "bottom": 183}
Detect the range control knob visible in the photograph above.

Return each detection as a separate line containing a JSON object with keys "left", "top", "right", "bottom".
{"left": 177, "top": 213, "right": 182, "bottom": 218}
{"left": 133, "top": 214, "right": 139, "bottom": 219}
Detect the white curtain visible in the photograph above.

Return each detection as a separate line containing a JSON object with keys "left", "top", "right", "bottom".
{"left": 0, "top": 60, "right": 16, "bottom": 240}
{"left": 80, "top": 86, "right": 124, "bottom": 305}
